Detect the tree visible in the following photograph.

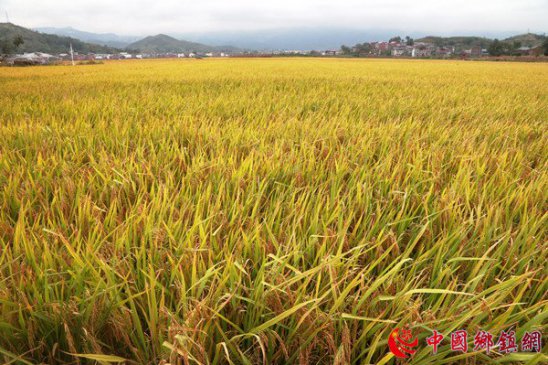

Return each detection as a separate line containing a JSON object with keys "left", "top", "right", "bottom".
{"left": 0, "top": 39, "right": 13, "bottom": 55}
{"left": 543, "top": 38, "right": 548, "bottom": 56}
{"left": 488, "top": 39, "right": 505, "bottom": 56}
{"left": 350, "top": 42, "right": 372, "bottom": 57}
{"left": 0, "top": 35, "right": 24, "bottom": 55}
{"left": 405, "top": 36, "right": 414, "bottom": 46}
{"left": 389, "top": 36, "right": 402, "bottom": 43}
{"left": 340, "top": 45, "right": 352, "bottom": 55}
{"left": 13, "top": 35, "right": 24, "bottom": 50}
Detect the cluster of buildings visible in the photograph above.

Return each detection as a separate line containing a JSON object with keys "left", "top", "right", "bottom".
{"left": 64, "top": 51, "right": 231, "bottom": 61}
{"left": 2, "top": 52, "right": 60, "bottom": 65}
{"left": 352, "top": 41, "right": 544, "bottom": 58}
{"left": 89, "top": 51, "right": 231, "bottom": 60}
{"left": 2, "top": 51, "right": 232, "bottom": 65}
{"left": 512, "top": 46, "right": 544, "bottom": 56}
{"left": 262, "top": 42, "right": 491, "bottom": 59}
{"left": 269, "top": 49, "right": 342, "bottom": 56}
{"left": 363, "top": 41, "right": 486, "bottom": 58}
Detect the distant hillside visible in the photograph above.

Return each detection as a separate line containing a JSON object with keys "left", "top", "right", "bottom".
{"left": 0, "top": 23, "right": 119, "bottom": 54}
{"left": 126, "top": 34, "right": 239, "bottom": 53}
{"left": 416, "top": 33, "right": 546, "bottom": 50}
{"left": 416, "top": 36, "right": 492, "bottom": 49}
{"left": 503, "top": 33, "right": 546, "bottom": 47}
{"left": 35, "top": 27, "right": 140, "bottom": 48}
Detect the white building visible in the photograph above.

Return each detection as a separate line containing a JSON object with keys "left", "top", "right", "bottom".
{"left": 6, "top": 52, "right": 59, "bottom": 65}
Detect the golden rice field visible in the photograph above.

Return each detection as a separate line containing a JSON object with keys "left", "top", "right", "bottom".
{"left": 0, "top": 58, "right": 547, "bottom": 364}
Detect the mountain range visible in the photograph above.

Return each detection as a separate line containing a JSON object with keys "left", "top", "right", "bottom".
{"left": 1, "top": 23, "right": 240, "bottom": 54}
{"left": 35, "top": 26, "right": 140, "bottom": 48}
{"left": 2, "top": 23, "right": 546, "bottom": 55}
{"left": 36, "top": 26, "right": 396, "bottom": 50}
{"left": 36, "top": 26, "right": 535, "bottom": 51}
{"left": 126, "top": 34, "right": 241, "bottom": 53}
{"left": 1, "top": 23, "right": 117, "bottom": 54}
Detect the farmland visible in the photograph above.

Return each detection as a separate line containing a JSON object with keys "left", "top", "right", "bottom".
{"left": 0, "top": 58, "right": 546, "bottom": 364}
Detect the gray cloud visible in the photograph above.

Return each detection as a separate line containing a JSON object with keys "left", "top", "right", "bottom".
{"left": 1, "top": 0, "right": 547, "bottom": 35}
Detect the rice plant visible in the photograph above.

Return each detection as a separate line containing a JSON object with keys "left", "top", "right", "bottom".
{"left": 0, "top": 58, "right": 546, "bottom": 364}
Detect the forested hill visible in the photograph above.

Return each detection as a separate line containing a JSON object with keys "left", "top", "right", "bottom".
{"left": 0, "top": 23, "right": 119, "bottom": 54}
{"left": 416, "top": 33, "right": 546, "bottom": 48}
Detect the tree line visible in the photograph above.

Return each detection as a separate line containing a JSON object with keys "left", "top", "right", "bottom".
{"left": 0, "top": 35, "right": 24, "bottom": 55}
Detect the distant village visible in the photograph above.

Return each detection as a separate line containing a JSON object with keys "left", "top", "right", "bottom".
{"left": 345, "top": 41, "right": 481, "bottom": 58}
{"left": 2, "top": 35, "right": 547, "bottom": 66}
{"left": 339, "top": 36, "right": 547, "bottom": 59}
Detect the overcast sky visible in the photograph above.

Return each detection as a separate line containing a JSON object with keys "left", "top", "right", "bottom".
{"left": 1, "top": 0, "right": 547, "bottom": 35}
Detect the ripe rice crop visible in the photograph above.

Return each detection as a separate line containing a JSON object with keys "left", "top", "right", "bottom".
{"left": 0, "top": 58, "right": 546, "bottom": 364}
